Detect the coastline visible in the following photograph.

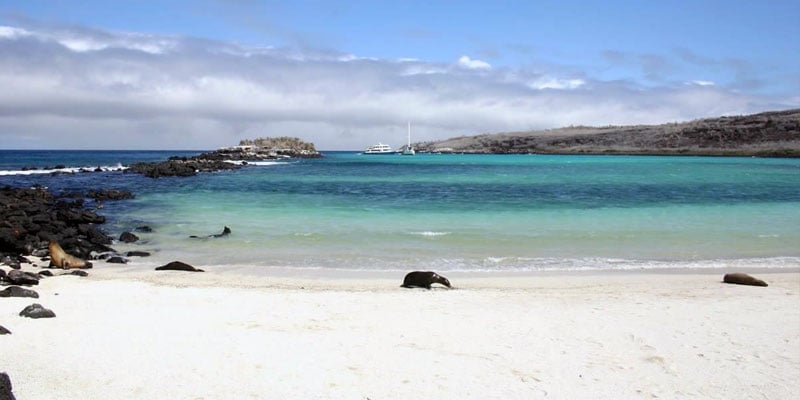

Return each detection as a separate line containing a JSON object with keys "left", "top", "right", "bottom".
{"left": 3, "top": 262, "right": 799, "bottom": 399}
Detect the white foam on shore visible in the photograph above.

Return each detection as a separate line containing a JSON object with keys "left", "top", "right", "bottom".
{"left": 408, "top": 231, "right": 452, "bottom": 237}
{"left": 0, "top": 164, "right": 126, "bottom": 176}
{"left": 224, "top": 160, "right": 288, "bottom": 166}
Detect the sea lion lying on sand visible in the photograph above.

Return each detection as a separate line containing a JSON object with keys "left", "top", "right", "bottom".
{"left": 190, "top": 226, "right": 231, "bottom": 239}
{"left": 48, "top": 241, "right": 92, "bottom": 269}
{"left": 401, "top": 271, "right": 452, "bottom": 289}
{"left": 723, "top": 273, "right": 768, "bottom": 287}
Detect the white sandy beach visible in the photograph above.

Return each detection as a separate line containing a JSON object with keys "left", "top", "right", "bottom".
{"left": 2, "top": 266, "right": 799, "bottom": 400}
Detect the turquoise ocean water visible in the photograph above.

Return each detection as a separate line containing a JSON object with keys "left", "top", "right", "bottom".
{"left": 2, "top": 151, "right": 799, "bottom": 272}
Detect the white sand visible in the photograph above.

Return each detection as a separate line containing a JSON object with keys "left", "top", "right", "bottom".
{"left": 2, "top": 266, "right": 799, "bottom": 399}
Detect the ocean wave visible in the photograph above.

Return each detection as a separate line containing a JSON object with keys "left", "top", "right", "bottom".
{"left": 0, "top": 163, "right": 127, "bottom": 176}
{"left": 408, "top": 231, "right": 452, "bottom": 237}
{"left": 120, "top": 252, "right": 800, "bottom": 274}
{"left": 224, "top": 160, "right": 289, "bottom": 166}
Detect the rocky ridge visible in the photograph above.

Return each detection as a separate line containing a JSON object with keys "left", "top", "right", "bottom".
{"left": 416, "top": 109, "right": 800, "bottom": 157}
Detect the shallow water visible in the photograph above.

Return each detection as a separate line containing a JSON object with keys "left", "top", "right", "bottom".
{"left": 2, "top": 151, "right": 799, "bottom": 271}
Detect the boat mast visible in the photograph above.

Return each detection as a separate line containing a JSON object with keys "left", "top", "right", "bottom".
{"left": 407, "top": 121, "right": 411, "bottom": 148}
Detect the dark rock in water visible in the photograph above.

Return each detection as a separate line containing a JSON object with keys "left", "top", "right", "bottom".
{"left": 135, "top": 226, "right": 153, "bottom": 233}
{"left": 19, "top": 303, "right": 56, "bottom": 318}
{"left": 106, "top": 256, "right": 128, "bottom": 264}
{"left": 126, "top": 251, "right": 151, "bottom": 257}
{"left": 0, "top": 371, "right": 16, "bottom": 400}
{"left": 119, "top": 232, "right": 139, "bottom": 243}
{"left": 38, "top": 270, "right": 53, "bottom": 277}
{"left": 723, "top": 273, "right": 768, "bottom": 287}
{"left": 0, "top": 326, "right": 10, "bottom": 335}
{"left": 401, "top": 271, "right": 452, "bottom": 289}
{"left": 87, "top": 189, "right": 135, "bottom": 201}
{"left": 0, "top": 269, "right": 5, "bottom": 281}
{"left": 5, "top": 270, "right": 39, "bottom": 286}
{"left": 67, "top": 270, "right": 89, "bottom": 277}
{"left": 0, "top": 286, "right": 39, "bottom": 298}
{"left": 127, "top": 158, "right": 241, "bottom": 178}
{"left": 155, "top": 261, "right": 204, "bottom": 272}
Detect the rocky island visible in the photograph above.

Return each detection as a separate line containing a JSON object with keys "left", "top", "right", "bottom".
{"left": 416, "top": 109, "right": 800, "bottom": 157}
{"left": 127, "top": 137, "right": 321, "bottom": 178}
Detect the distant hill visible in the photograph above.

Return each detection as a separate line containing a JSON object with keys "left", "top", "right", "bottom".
{"left": 416, "top": 109, "right": 800, "bottom": 157}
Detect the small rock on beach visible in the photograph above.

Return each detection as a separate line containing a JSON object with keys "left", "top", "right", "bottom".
{"left": 19, "top": 303, "right": 56, "bottom": 319}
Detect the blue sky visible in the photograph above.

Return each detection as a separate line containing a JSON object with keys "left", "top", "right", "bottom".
{"left": 0, "top": 0, "right": 798, "bottom": 149}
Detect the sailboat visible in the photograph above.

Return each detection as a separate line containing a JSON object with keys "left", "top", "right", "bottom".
{"left": 401, "top": 121, "right": 416, "bottom": 156}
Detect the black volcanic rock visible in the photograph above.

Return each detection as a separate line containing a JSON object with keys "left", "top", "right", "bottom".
{"left": 5, "top": 270, "right": 39, "bottom": 286}
{"left": 0, "top": 326, "right": 10, "bottom": 335}
{"left": 119, "top": 232, "right": 139, "bottom": 243}
{"left": 106, "top": 256, "right": 128, "bottom": 264}
{"left": 126, "top": 159, "right": 240, "bottom": 178}
{"left": 0, "top": 187, "right": 122, "bottom": 258}
{"left": 0, "top": 286, "right": 39, "bottom": 298}
{"left": 0, "top": 372, "right": 16, "bottom": 399}
{"left": 19, "top": 303, "right": 56, "bottom": 318}
{"left": 126, "top": 251, "right": 151, "bottom": 257}
{"left": 87, "top": 189, "right": 135, "bottom": 201}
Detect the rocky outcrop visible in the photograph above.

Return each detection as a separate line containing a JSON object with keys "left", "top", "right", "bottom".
{"left": 19, "top": 303, "right": 56, "bottom": 318}
{"left": 0, "top": 187, "right": 115, "bottom": 259}
{"left": 125, "top": 138, "right": 321, "bottom": 178}
{"left": 126, "top": 158, "right": 241, "bottom": 178}
{"left": 0, "top": 326, "right": 10, "bottom": 336}
{"left": 221, "top": 137, "right": 322, "bottom": 159}
{"left": 416, "top": 109, "right": 800, "bottom": 157}
{"left": 155, "top": 261, "right": 204, "bottom": 272}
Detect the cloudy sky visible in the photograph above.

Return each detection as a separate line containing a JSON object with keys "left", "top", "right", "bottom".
{"left": 1, "top": 0, "right": 798, "bottom": 150}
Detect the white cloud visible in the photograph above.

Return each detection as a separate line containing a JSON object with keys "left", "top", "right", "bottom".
{"left": 687, "top": 80, "right": 716, "bottom": 86}
{"left": 457, "top": 55, "right": 492, "bottom": 70}
{"left": 0, "top": 25, "right": 31, "bottom": 39}
{"left": 528, "top": 77, "right": 586, "bottom": 90}
{"left": 0, "top": 24, "right": 793, "bottom": 150}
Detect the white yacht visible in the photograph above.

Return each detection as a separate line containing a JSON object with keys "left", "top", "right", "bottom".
{"left": 363, "top": 143, "right": 394, "bottom": 155}
{"left": 401, "top": 121, "right": 415, "bottom": 156}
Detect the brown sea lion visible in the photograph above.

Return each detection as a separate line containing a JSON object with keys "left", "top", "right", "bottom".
{"left": 48, "top": 241, "right": 92, "bottom": 269}
{"left": 401, "top": 271, "right": 452, "bottom": 289}
{"left": 723, "top": 273, "right": 768, "bottom": 287}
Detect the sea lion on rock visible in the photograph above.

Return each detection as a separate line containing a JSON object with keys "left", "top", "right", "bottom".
{"left": 723, "top": 273, "right": 768, "bottom": 287}
{"left": 48, "top": 241, "right": 92, "bottom": 269}
{"left": 401, "top": 271, "right": 452, "bottom": 289}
